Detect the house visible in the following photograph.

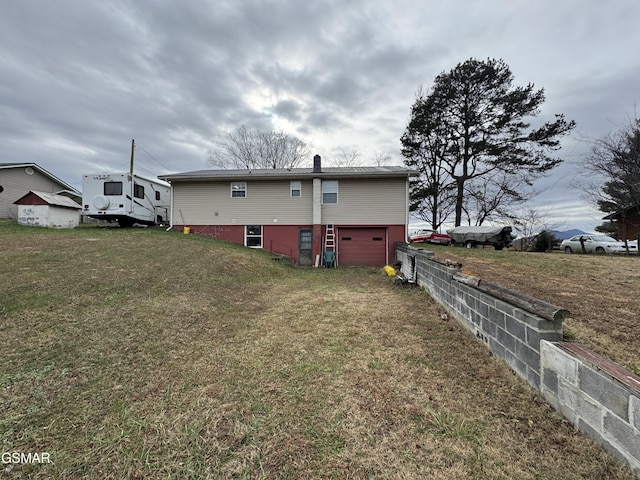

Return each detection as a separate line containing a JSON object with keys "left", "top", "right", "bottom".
{"left": 0, "top": 163, "right": 81, "bottom": 220}
{"left": 159, "top": 155, "right": 417, "bottom": 266}
{"left": 603, "top": 203, "right": 640, "bottom": 240}
{"left": 14, "top": 191, "right": 82, "bottom": 228}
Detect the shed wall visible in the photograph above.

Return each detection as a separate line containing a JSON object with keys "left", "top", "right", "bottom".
{"left": 0, "top": 168, "right": 65, "bottom": 219}
{"left": 17, "top": 205, "right": 80, "bottom": 228}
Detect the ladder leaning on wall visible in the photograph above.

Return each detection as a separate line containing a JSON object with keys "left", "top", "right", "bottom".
{"left": 323, "top": 224, "right": 336, "bottom": 267}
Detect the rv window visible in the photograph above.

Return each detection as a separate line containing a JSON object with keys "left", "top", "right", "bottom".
{"left": 155, "top": 191, "right": 161, "bottom": 201}
{"left": 134, "top": 184, "right": 144, "bottom": 199}
{"left": 104, "top": 182, "right": 123, "bottom": 195}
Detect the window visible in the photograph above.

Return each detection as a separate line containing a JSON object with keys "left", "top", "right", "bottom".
{"left": 245, "top": 225, "right": 262, "bottom": 247}
{"left": 134, "top": 184, "right": 144, "bottom": 199}
{"left": 290, "top": 181, "right": 301, "bottom": 197}
{"left": 155, "top": 191, "right": 161, "bottom": 201}
{"left": 231, "top": 182, "right": 246, "bottom": 198}
{"left": 322, "top": 180, "right": 338, "bottom": 204}
{"left": 104, "top": 182, "right": 123, "bottom": 195}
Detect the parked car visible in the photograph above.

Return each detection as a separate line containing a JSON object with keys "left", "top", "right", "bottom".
{"left": 409, "top": 229, "right": 451, "bottom": 245}
{"left": 447, "top": 226, "right": 514, "bottom": 250}
{"left": 560, "top": 234, "right": 630, "bottom": 254}
{"left": 625, "top": 240, "right": 639, "bottom": 254}
{"left": 610, "top": 239, "right": 639, "bottom": 254}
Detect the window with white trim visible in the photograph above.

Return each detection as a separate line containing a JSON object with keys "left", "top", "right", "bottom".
{"left": 290, "top": 181, "right": 301, "bottom": 197}
{"left": 245, "top": 225, "right": 262, "bottom": 247}
{"left": 231, "top": 182, "right": 246, "bottom": 198}
{"left": 322, "top": 180, "right": 338, "bottom": 204}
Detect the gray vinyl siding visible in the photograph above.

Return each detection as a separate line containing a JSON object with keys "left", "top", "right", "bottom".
{"left": 0, "top": 168, "right": 66, "bottom": 219}
{"left": 322, "top": 178, "right": 407, "bottom": 225}
{"left": 173, "top": 180, "right": 314, "bottom": 225}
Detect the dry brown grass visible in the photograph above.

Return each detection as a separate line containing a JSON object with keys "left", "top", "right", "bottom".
{"left": 0, "top": 222, "right": 635, "bottom": 479}
{"left": 418, "top": 244, "right": 640, "bottom": 374}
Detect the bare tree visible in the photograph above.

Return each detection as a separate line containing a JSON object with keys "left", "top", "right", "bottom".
{"left": 572, "top": 116, "right": 640, "bottom": 235}
{"left": 327, "top": 149, "right": 395, "bottom": 168}
{"left": 370, "top": 151, "right": 393, "bottom": 166}
{"left": 209, "top": 125, "right": 311, "bottom": 169}
{"left": 506, "top": 205, "right": 564, "bottom": 250}
{"left": 462, "top": 172, "right": 536, "bottom": 226}
{"left": 581, "top": 118, "right": 640, "bottom": 205}
{"left": 328, "top": 148, "right": 361, "bottom": 167}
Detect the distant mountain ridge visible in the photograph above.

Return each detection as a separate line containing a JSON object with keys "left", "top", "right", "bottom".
{"left": 550, "top": 229, "right": 588, "bottom": 240}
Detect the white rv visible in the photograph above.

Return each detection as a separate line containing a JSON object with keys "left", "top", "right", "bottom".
{"left": 82, "top": 172, "right": 170, "bottom": 227}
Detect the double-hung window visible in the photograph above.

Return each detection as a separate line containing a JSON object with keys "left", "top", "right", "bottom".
{"left": 245, "top": 225, "right": 262, "bottom": 248}
{"left": 231, "top": 182, "right": 246, "bottom": 198}
{"left": 290, "top": 181, "right": 301, "bottom": 198}
{"left": 322, "top": 180, "right": 338, "bottom": 204}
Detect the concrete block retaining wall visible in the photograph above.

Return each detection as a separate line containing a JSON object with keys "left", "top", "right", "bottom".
{"left": 395, "top": 243, "right": 640, "bottom": 476}
{"left": 397, "top": 243, "right": 565, "bottom": 390}
{"left": 541, "top": 341, "right": 640, "bottom": 474}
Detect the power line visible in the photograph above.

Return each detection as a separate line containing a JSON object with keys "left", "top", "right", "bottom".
{"left": 136, "top": 144, "right": 174, "bottom": 173}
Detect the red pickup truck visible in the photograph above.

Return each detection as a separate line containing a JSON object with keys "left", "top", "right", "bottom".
{"left": 409, "top": 229, "right": 451, "bottom": 245}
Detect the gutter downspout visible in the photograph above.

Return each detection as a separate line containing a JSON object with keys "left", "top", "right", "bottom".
{"left": 405, "top": 176, "right": 410, "bottom": 242}
{"left": 165, "top": 181, "right": 174, "bottom": 231}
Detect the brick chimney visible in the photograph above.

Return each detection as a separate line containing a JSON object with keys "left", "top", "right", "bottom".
{"left": 313, "top": 154, "right": 321, "bottom": 173}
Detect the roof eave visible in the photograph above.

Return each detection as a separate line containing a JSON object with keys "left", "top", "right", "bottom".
{"left": 602, "top": 202, "right": 640, "bottom": 220}
{"left": 1, "top": 163, "right": 80, "bottom": 194}
{"left": 159, "top": 170, "right": 418, "bottom": 182}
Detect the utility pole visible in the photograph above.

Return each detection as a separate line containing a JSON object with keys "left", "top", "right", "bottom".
{"left": 129, "top": 139, "right": 135, "bottom": 215}
{"left": 129, "top": 139, "right": 135, "bottom": 174}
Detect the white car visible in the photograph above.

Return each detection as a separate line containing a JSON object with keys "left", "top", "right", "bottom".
{"left": 560, "top": 234, "right": 630, "bottom": 254}
{"left": 621, "top": 239, "right": 639, "bottom": 254}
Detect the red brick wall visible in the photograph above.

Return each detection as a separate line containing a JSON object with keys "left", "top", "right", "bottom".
{"left": 174, "top": 224, "right": 244, "bottom": 244}
{"left": 173, "top": 223, "right": 406, "bottom": 266}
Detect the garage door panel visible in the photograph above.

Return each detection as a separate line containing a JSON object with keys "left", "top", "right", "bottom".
{"left": 338, "top": 228, "right": 386, "bottom": 266}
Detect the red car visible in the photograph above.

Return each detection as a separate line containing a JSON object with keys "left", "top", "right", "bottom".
{"left": 409, "top": 229, "right": 451, "bottom": 245}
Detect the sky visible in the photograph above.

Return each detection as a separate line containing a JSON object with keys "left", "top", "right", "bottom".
{"left": 2, "top": 0, "right": 639, "bottom": 233}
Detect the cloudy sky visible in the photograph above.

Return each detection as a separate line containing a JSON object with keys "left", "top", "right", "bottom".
{"left": 2, "top": 0, "right": 639, "bottom": 231}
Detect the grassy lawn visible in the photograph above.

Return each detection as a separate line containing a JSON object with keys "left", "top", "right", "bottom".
{"left": 410, "top": 243, "right": 640, "bottom": 374}
{"left": 0, "top": 222, "right": 635, "bottom": 479}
